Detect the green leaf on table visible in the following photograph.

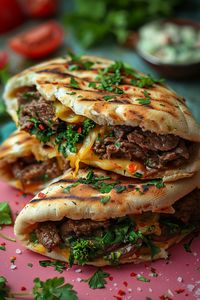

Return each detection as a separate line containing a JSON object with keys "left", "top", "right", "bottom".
{"left": 39, "top": 260, "right": 67, "bottom": 273}
{"left": 0, "top": 202, "right": 12, "bottom": 225}
{"left": 33, "top": 277, "right": 78, "bottom": 300}
{"left": 83, "top": 268, "right": 110, "bottom": 289}
{"left": 0, "top": 276, "right": 10, "bottom": 300}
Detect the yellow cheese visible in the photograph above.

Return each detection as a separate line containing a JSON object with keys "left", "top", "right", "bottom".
{"left": 33, "top": 244, "right": 46, "bottom": 254}
{"left": 55, "top": 102, "right": 85, "bottom": 123}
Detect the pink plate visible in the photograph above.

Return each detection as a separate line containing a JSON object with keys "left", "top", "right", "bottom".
{"left": 0, "top": 181, "right": 200, "bottom": 300}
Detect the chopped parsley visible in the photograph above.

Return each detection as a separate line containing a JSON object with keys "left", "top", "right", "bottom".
{"left": 68, "top": 52, "right": 94, "bottom": 70}
{"left": 39, "top": 260, "right": 67, "bottom": 273}
{"left": 69, "top": 77, "right": 79, "bottom": 89}
{"left": 63, "top": 170, "right": 124, "bottom": 197}
{"left": 134, "top": 171, "right": 143, "bottom": 178}
{"left": 0, "top": 202, "right": 12, "bottom": 225}
{"left": 144, "top": 179, "right": 165, "bottom": 189}
{"left": 88, "top": 82, "right": 97, "bottom": 88}
{"left": 101, "top": 196, "right": 111, "bottom": 204}
{"left": 22, "top": 91, "right": 38, "bottom": 100}
{"left": 130, "top": 74, "right": 164, "bottom": 88}
{"left": 137, "top": 275, "right": 150, "bottom": 282}
{"left": 0, "top": 245, "right": 5, "bottom": 251}
{"left": 83, "top": 268, "right": 110, "bottom": 289}
{"left": 103, "top": 95, "right": 115, "bottom": 101}
{"left": 136, "top": 90, "right": 151, "bottom": 105}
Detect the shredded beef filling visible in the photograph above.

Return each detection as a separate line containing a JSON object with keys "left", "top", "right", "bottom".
{"left": 34, "top": 189, "right": 199, "bottom": 255}
{"left": 12, "top": 156, "right": 62, "bottom": 185}
{"left": 17, "top": 87, "right": 191, "bottom": 170}
{"left": 94, "top": 126, "right": 190, "bottom": 169}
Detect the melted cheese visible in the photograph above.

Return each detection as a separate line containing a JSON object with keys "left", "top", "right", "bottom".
{"left": 133, "top": 213, "right": 161, "bottom": 235}
{"left": 33, "top": 244, "right": 46, "bottom": 254}
{"left": 55, "top": 102, "right": 85, "bottom": 123}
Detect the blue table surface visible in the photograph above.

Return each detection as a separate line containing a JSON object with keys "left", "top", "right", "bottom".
{"left": 0, "top": 0, "right": 200, "bottom": 142}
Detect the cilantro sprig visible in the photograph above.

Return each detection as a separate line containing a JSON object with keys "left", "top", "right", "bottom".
{"left": 136, "top": 90, "right": 151, "bottom": 105}
{"left": 83, "top": 268, "right": 110, "bottom": 289}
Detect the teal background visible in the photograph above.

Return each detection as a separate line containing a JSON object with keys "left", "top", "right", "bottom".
{"left": 0, "top": 0, "right": 199, "bottom": 143}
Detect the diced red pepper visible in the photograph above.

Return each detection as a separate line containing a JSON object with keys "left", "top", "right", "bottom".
{"left": 39, "top": 124, "right": 45, "bottom": 130}
{"left": 38, "top": 192, "right": 46, "bottom": 198}
{"left": 128, "top": 163, "right": 137, "bottom": 173}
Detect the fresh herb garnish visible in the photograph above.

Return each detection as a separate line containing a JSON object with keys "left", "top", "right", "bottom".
{"left": 137, "top": 275, "right": 150, "bottom": 282}
{"left": 196, "top": 267, "right": 200, "bottom": 271}
{"left": 0, "top": 276, "right": 9, "bottom": 300}
{"left": 134, "top": 172, "right": 143, "bottom": 178}
{"left": 136, "top": 90, "right": 151, "bottom": 105}
{"left": 131, "top": 74, "right": 164, "bottom": 88}
{"left": 70, "top": 77, "right": 80, "bottom": 89}
{"left": 144, "top": 179, "right": 165, "bottom": 189}
{"left": 103, "top": 95, "right": 115, "bottom": 101}
{"left": 30, "top": 232, "right": 38, "bottom": 244}
{"left": 0, "top": 202, "right": 12, "bottom": 225}
{"left": 0, "top": 245, "right": 5, "bottom": 251}
{"left": 39, "top": 260, "right": 67, "bottom": 273}
{"left": 101, "top": 196, "right": 111, "bottom": 204}
{"left": 33, "top": 277, "right": 78, "bottom": 300}
{"left": 68, "top": 52, "right": 94, "bottom": 70}
{"left": 63, "top": 182, "right": 80, "bottom": 193}
{"left": 114, "top": 185, "right": 127, "bottom": 193}
{"left": 28, "top": 117, "right": 55, "bottom": 143}
{"left": 88, "top": 82, "right": 97, "bottom": 89}
{"left": 183, "top": 234, "right": 197, "bottom": 253}
{"left": 83, "top": 268, "right": 110, "bottom": 289}
{"left": 22, "top": 92, "right": 38, "bottom": 100}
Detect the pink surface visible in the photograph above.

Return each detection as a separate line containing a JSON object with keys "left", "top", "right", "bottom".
{"left": 0, "top": 181, "right": 200, "bottom": 300}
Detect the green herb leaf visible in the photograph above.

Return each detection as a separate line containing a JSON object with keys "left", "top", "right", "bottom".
{"left": 101, "top": 196, "right": 111, "bottom": 204}
{"left": 0, "top": 276, "right": 9, "bottom": 300}
{"left": 0, "top": 202, "right": 12, "bottom": 225}
{"left": 114, "top": 185, "right": 127, "bottom": 193}
{"left": 0, "top": 245, "right": 6, "bottom": 251}
{"left": 137, "top": 275, "right": 150, "bottom": 282}
{"left": 70, "top": 77, "right": 80, "bottom": 89}
{"left": 103, "top": 95, "right": 115, "bottom": 101}
{"left": 84, "top": 268, "right": 110, "bottom": 289}
{"left": 88, "top": 82, "right": 97, "bottom": 88}
{"left": 30, "top": 231, "right": 38, "bottom": 244}
{"left": 33, "top": 277, "right": 78, "bottom": 300}
{"left": 196, "top": 267, "right": 200, "bottom": 271}
{"left": 136, "top": 90, "right": 151, "bottom": 105}
{"left": 134, "top": 172, "right": 143, "bottom": 178}
{"left": 63, "top": 182, "right": 80, "bottom": 193}
{"left": 39, "top": 260, "right": 67, "bottom": 273}
{"left": 183, "top": 235, "right": 196, "bottom": 253}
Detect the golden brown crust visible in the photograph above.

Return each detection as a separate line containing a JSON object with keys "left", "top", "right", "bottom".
{"left": 4, "top": 56, "right": 200, "bottom": 141}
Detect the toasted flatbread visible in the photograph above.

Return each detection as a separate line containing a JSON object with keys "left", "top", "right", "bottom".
{"left": 4, "top": 55, "right": 200, "bottom": 181}
{"left": 14, "top": 169, "right": 200, "bottom": 266}
{"left": 0, "top": 130, "right": 68, "bottom": 193}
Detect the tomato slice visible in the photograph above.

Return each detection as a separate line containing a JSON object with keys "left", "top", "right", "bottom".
{"left": 0, "top": 51, "right": 9, "bottom": 69}
{"left": 9, "top": 21, "right": 64, "bottom": 59}
{"left": 24, "top": 0, "right": 58, "bottom": 18}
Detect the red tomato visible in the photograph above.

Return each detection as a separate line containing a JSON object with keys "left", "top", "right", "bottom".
{"left": 128, "top": 163, "right": 137, "bottom": 173}
{"left": 9, "top": 21, "right": 64, "bottom": 59}
{"left": 0, "top": 0, "right": 24, "bottom": 34}
{"left": 24, "top": 0, "right": 57, "bottom": 18}
{"left": 0, "top": 51, "right": 9, "bottom": 69}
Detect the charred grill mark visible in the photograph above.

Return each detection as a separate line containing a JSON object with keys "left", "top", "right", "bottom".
{"left": 36, "top": 68, "right": 69, "bottom": 77}
{"left": 51, "top": 178, "right": 80, "bottom": 185}
{"left": 31, "top": 194, "right": 100, "bottom": 202}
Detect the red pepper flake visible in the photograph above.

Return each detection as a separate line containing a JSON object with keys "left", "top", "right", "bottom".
{"left": 114, "top": 297, "right": 122, "bottom": 300}
{"left": 123, "top": 86, "right": 129, "bottom": 91}
{"left": 1, "top": 242, "right": 6, "bottom": 246}
{"left": 175, "top": 288, "right": 185, "bottom": 294}
{"left": 109, "top": 276, "right": 113, "bottom": 281}
{"left": 123, "top": 281, "right": 128, "bottom": 287}
{"left": 130, "top": 272, "right": 137, "bottom": 277}
{"left": 27, "top": 123, "right": 33, "bottom": 129}
{"left": 39, "top": 124, "right": 45, "bottom": 130}
{"left": 10, "top": 256, "right": 16, "bottom": 263}
{"left": 21, "top": 287, "right": 27, "bottom": 291}
{"left": 77, "top": 127, "right": 82, "bottom": 134}
{"left": 15, "top": 201, "right": 19, "bottom": 205}
{"left": 118, "top": 290, "right": 126, "bottom": 296}
{"left": 151, "top": 267, "right": 157, "bottom": 273}
{"left": 38, "top": 192, "right": 46, "bottom": 198}
{"left": 159, "top": 296, "right": 172, "bottom": 300}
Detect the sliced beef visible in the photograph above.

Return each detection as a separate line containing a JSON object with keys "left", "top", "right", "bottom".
{"left": 60, "top": 219, "right": 110, "bottom": 238}
{"left": 173, "top": 189, "right": 200, "bottom": 223}
{"left": 36, "top": 222, "right": 61, "bottom": 252}
{"left": 127, "top": 127, "right": 179, "bottom": 151}
{"left": 93, "top": 125, "right": 190, "bottom": 169}
{"left": 17, "top": 86, "right": 59, "bottom": 131}
{"left": 12, "top": 157, "right": 62, "bottom": 185}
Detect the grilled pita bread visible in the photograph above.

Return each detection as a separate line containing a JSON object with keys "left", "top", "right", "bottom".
{"left": 14, "top": 168, "right": 200, "bottom": 266}
{"left": 0, "top": 130, "right": 68, "bottom": 193}
{"left": 4, "top": 55, "right": 200, "bottom": 181}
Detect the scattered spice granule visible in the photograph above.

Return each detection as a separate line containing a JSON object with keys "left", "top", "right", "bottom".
{"left": 15, "top": 201, "right": 19, "bottom": 205}
{"left": 113, "top": 283, "right": 118, "bottom": 287}
{"left": 128, "top": 288, "right": 132, "bottom": 293}
{"left": 177, "top": 276, "right": 183, "bottom": 282}
{"left": 175, "top": 288, "right": 185, "bottom": 294}
{"left": 15, "top": 249, "right": 22, "bottom": 254}
{"left": 159, "top": 295, "right": 172, "bottom": 300}
{"left": 187, "top": 284, "right": 195, "bottom": 292}
{"left": 130, "top": 272, "right": 137, "bottom": 277}
{"left": 118, "top": 290, "right": 126, "bottom": 296}
{"left": 21, "top": 287, "right": 26, "bottom": 291}
{"left": 137, "top": 287, "right": 142, "bottom": 292}
{"left": 113, "top": 296, "right": 122, "bottom": 300}
{"left": 149, "top": 288, "right": 153, "bottom": 292}
{"left": 75, "top": 269, "right": 82, "bottom": 273}
{"left": 27, "top": 263, "right": 33, "bottom": 268}
{"left": 109, "top": 276, "right": 113, "bottom": 281}
{"left": 1, "top": 242, "right": 6, "bottom": 246}
{"left": 10, "top": 256, "right": 16, "bottom": 263}
{"left": 10, "top": 264, "right": 17, "bottom": 270}
{"left": 123, "top": 281, "right": 128, "bottom": 287}
{"left": 76, "top": 277, "right": 82, "bottom": 282}
{"left": 167, "top": 289, "right": 174, "bottom": 297}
